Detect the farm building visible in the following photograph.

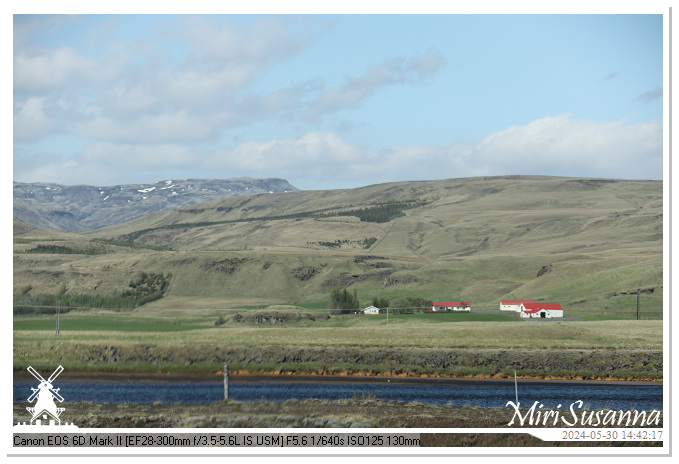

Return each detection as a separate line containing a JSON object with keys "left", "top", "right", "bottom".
{"left": 363, "top": 306, "right": 380, "bottom": 315}
{"left": 430, "top": 301, "right": 471, "bottom": 312}
{"left": 519, "top": 302, "right": 563, "bottom": 318}
{"left": 500, "top": 299, "right": 536, "bottom": 312}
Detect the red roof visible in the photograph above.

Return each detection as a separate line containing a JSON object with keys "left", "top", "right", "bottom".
{"left": 433, "top": 301, "right": 471, "bottom": 307}
{"left": 501, "top": 299, "right": 536, "bottom": 305}
{"left": 521, "top": 302, "right": 563, "bottom": 313}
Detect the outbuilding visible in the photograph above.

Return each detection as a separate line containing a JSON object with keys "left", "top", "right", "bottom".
{"left": 500, "top": 299, "right": 536, "bottom": 312}
{"left": 519, "top": 302, "right": 563, "bottom": 318}
{"left": 430, "top": 301, "right": 471, "bottom": 312}
{"left": 363, "top": 306, "right": 380, "bottom": 315}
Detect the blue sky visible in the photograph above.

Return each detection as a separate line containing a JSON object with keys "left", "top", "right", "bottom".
{"left": 12, "top": 7, "right": 667, "bottom": 190}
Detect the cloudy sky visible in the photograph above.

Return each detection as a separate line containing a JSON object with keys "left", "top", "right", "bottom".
{"left": 13, "top": 7, "right": 666, "bottom": 190}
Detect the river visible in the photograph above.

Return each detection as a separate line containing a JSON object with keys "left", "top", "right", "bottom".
{"left": 13, "top": 377, "right": 663, "bottom": 411}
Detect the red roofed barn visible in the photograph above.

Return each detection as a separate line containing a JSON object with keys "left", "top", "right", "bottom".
{"left": 520, "top": 302, "right": 563, "bottom": 318}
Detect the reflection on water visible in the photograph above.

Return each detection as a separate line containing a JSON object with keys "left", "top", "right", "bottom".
{"left": 13, "top": 380, "right": 663, "bottom": 411}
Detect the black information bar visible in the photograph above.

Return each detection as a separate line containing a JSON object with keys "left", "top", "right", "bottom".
{"left": 14, "top": 433, "right": 422, "bottom": 448}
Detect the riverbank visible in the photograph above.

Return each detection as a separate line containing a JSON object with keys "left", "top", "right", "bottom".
{"left": 12, "top": 369, "right": 663, "bottom": 385}
{"left": 12, "top": 344, "right": 663, "bottom": 382}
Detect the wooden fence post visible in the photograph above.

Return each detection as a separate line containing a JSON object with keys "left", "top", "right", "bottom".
{"left": 224, "top": 364, "right": 229, "bottom": 401}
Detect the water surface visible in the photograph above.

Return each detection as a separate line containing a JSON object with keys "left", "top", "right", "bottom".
{"left": 13, "top": 380, "right": 662, "bottom": 411}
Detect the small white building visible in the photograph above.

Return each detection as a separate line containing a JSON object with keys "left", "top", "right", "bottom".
{"left": 500, "top": 299, "right": 536, "bottom": 312}
{"left": 430, "top": 301, "right": 471, "bottom": 312}
{"left": 520, "top": 302, "right": 564, "bottom": 318}
{"left": 363, "top": 306, "right": 380, "bottom": 315}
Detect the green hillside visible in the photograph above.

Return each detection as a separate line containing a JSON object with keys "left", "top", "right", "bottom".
{"left": 13, "top": 176, "right": 663, "bottom": 317}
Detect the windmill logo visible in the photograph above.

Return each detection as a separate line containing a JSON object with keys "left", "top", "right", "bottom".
{"left": 15, "top": 365, "right": 77, "bottom": 428}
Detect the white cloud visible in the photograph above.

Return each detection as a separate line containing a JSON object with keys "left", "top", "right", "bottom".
{"left": 176, "top": 16, "right": 310, "bottom": 69}
{"left": 12, "top": 16, "right": 325, "bottom": 151}
{"left": 306, "top": 49, "right": 447, "bottom": 122}
{"left": 14, "top": 114, "right": 662, "bottom": 188}
{"left": 12, "top": 15, "right": 662, "bottom": 189}
{"left": 13, "top": 97, "right": 58, "bottom": 141}
{"left": 73, "top": 110, "right": 225, "bottom": 145}
{"left": 17, "top": 142, "right": 199, "bottom": 186}
{"left": 14, "top": 46, "right": 122, "bottom": 93}
{"left": 168, "top": 16, "right": 313, "bottom": 97}
{"left": 205, "top": 114, "right": 662, "bottom": 186}
{"left": 467, "top": 114, "right": 662, "bottom": 179}
{"left": 218, "top": 132, "right": 364, "bottom": 175}
{"left": 12, "top": 15, "right": 450, "bottom": 179}
{"left": 76, "top": 142, "right": 195, "bottom": 170}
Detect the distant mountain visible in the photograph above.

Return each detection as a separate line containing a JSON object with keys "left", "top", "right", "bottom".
{"left": 13, "top": 178, "right": 298, "bottom": 231}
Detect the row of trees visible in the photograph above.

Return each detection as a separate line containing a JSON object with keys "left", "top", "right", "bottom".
{"left": 329, "top": 287, "right": 360, "bottom": 311}
{"left": 317, "top": 201, "right": 427, "bottom": 223}
{"left": 330, "top": 288, "right": 434, "bottom": 314}
{"left": 24, "top": 244, "right": 106, "bottom": 255}
{"left": 373, "top": 296, "right": 433, "bottom": 314}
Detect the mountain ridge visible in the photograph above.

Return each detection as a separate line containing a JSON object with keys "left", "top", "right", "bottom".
{"left": 13, "top": 177, "right": 298, "bottom": 231}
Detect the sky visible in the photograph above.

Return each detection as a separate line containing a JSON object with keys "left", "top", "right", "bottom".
{"left": 12, "top": 5, "right": 667, "bottom": 191}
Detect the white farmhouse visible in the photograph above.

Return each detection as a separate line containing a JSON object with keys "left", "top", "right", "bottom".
{"left": 363, "top": 306, "right": 380, "bottom": 315}
{"left": 500, "top": 299, "right": 536, "bottom": 312}
{"left": 519, "top": 302, "right": 563, "bottom": 318}
{"left": 430, "top": 301, "right": 471, "bottom": 312}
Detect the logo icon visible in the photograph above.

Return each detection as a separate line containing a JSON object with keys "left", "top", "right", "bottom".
{"left": 15, "top": 365, "right": 78, "bottom": 429}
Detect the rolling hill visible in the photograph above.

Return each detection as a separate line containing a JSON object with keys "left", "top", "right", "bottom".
{"left": 13, "top": 175, "right": 663, "bottom": 313}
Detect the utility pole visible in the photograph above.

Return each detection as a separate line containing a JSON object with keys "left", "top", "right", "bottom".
{"left": 637, "top": 288, "right": 641, "bottom": 320}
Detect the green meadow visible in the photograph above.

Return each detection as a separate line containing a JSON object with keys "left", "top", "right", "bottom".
{"left": 13, "top": 308, "right": 662, "bottom": 379}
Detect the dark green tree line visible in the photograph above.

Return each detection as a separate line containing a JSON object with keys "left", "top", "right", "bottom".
{"left": 330, "top": 287, "right": 360, "bottom": 311}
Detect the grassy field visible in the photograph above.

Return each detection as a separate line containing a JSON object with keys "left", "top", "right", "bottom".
{"left": 12, "top": 309, "right": 522, "bottom": 332}
{"left": 13, "top": 311, "right": 662, "bottom": 349}
{"left": 13, "top": 308, "right": 663, "bottom": 380}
